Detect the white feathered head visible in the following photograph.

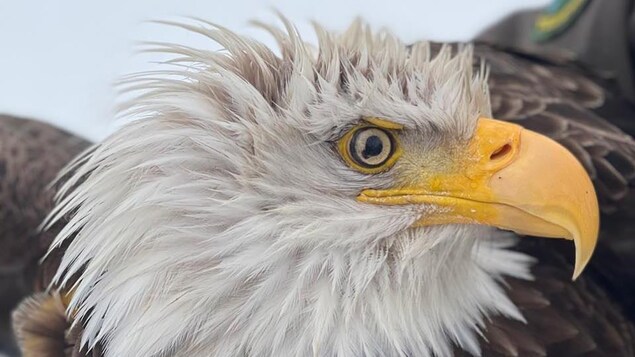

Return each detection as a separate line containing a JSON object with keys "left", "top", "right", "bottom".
{"left": 49, "top": 17, "right": 597, "bottom": 357}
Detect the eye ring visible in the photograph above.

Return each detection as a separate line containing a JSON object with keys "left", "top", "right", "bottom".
{"left": 338, "top": 125, "right": 402, "bottom": 174}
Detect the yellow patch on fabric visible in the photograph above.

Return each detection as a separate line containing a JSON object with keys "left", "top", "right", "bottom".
{"left": 532, "top": 0, "right": 589, "bottom": 42}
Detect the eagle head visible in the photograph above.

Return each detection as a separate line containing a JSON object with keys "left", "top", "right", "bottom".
{"left": 50, "top": 18, "right": 598, "bottom": 357}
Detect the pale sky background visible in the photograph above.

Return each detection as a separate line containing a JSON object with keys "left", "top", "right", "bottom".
{"left": 0, "top": 0, "right": 550, "bottom": 141}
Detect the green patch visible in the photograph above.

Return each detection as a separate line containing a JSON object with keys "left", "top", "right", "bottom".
{"left": 532, "top": 0, "right": 590, "bottom": 42}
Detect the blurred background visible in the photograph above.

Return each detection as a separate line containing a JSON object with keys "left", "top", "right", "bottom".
{"left": 0, "top": 0, "right": 549, "bottom": 141}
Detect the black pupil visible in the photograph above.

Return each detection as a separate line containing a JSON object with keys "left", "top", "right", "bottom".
{"left": 362, "top": 135, "right": 384, "bottom": 159}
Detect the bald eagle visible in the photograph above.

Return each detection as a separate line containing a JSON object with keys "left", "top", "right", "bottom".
{"left": 2, "top": 17, "right": 635, "bottom": 357}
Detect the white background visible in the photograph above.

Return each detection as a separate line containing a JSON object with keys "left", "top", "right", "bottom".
{"left": 0, "top": 0, "right": 549, "bottom": 141}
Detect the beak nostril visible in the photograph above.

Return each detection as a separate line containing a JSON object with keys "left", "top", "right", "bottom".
{"left": 490, "top": 143, "right": 512, "bottom": 161}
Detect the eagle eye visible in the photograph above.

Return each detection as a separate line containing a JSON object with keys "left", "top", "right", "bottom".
{"left": 338, "top": 125, "right": 401, "bottom": 174}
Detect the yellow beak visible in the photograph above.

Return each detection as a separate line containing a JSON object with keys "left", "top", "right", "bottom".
{"left": 357, "top": 118, "right": 599, "bottom": 279}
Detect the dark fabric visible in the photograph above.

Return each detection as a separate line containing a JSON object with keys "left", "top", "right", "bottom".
{"left": 477, "top": 0, "right": 635, "bottom": 104}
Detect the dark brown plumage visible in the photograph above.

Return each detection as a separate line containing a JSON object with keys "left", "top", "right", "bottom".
{"left": 468, "top": 239, "right": 635, "bottom": 357}
{"left": 466, "top": 43, "right": 635, "bottom": 356}
{"left": 0, "top": 116, "right": 89, "bottom": 356}
{"left": 1, "top": 31, "right": 635, "bottom": 357}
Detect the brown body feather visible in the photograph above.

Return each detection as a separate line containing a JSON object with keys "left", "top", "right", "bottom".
{"left": 0, "top": 116, "right": 89, "bottom": 356}
{"left": 469, "top": 43, "right": 635, "bottom": 356}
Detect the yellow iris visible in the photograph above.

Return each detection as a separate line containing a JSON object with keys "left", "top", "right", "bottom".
{"left": 337, "top": 118, "right": 403, "bottom": 174}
